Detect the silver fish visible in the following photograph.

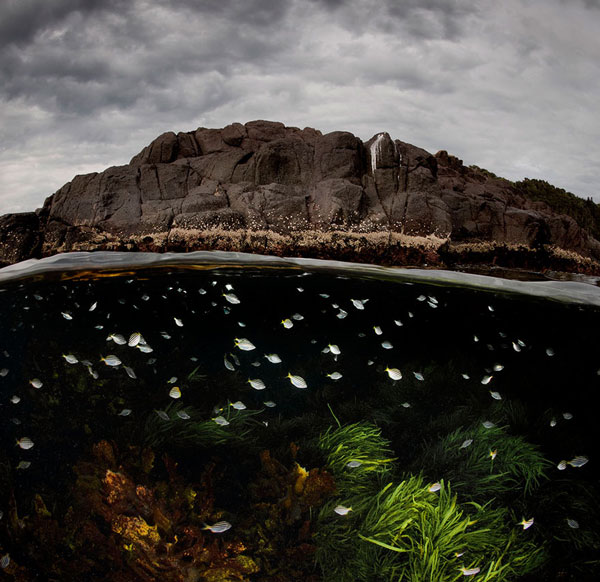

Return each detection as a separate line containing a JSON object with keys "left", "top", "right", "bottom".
{"left": 519, "top": 517, "right": 534, "bottom": 530}
{"left": 128, "top": 332, "right": 142, "bottom": 347}
{"left": 214, "top": 416, "right": 230, "bottom": 426}
{"left": 334, "top": 505, "right": 352, "bottom": 515}
{"left": 428, "top": 482, "right": 441, "bottom": 492}
{"left": 231, "top": 401, "right": 247, "bottom": 410}
{"left": 493, "top": 364, "right": 504, "bottom": 372}
{"left": 327, "top": 372, "right": 343, "bottom": 380}
{"left": 460, "top": 567, "right": 480, "bottom": 576}
{"left": 10, "top": 395, "right": 20, "bottom": 404}
{"left": 16, "top": 461, "right": 31, "bottom": 470}
{"left": 350, "top": 299, "right": 368, "bottom": 310}
{"left": 394, "top": 319, "right": 403, "bottom": 326}
{"left": 563, "top": 412, "right": 573, "bottom": 420}
{"left": 264, "top": 401, "right": 277, "bottom": 408}
{"left": 174, "top": 317, "right": 183, "bottom": 327}
{"left": 30, "top": 378, "right": 43, "bottom": 389}
{"left": 101, "top": 355, "right": 122, "bottom": 367}
{"left": 89, "top": 302, "right": 98, "bottom": 311}
{"left": 346, "top": 460, "right": 362, "bottom": 468}
{"left": 481, "top": 375, "right": 493, "bottom": 385}
{"left": 118, "top": 409, "right": 132, "bottom": 416}
{"left": 124, "top": 366, "right": 137, "bottom": 379}
{"left": 567, "top": 518, "right": 579, "bottom": 529}
{"left": 169, "top": 386, "right": 182, "bottom": 399}
{"left": 385, "top": 367, "right": 402, "bottom": 380}
{"left": 234, "top": 338, "right": 256, "bottom": 351}
{"left": 0, "top": 368, "right": 8, "bottom": 377}
{"left": 223, "top": 293, "right": 240, "bottom": 304}
{"left": 292, "top": 313, "right": 304, "bottom": 320}
{"left": 373, "top": 326, "right": 383, "bottom": 335}
{"left": 1, "top": 553, "right": 10, "bottom": 569}
{"left": 287, "top": 373, "right": 307, "bottom": 389}
{"left": 490, "top": 391, "right": 502, "bottom": 400}
{"left": 567, "top": 456, "right": 588, "bottom": 468}
{"left": 203, "top": 520, "right": 232, "bottom": 533}
{"left": 281, "top": 319, "right": 293, "bottom": 329}
{"left": 177, "top": 410, "right": 191, "bottom": 420}
{"left": 482, "top": 421, "right": 495, "bottom": 429}
{"left": 557, "top": 460, "right": 567, "bottom": 470}
{"left": 248, "top": 378, "right": 266, "bottom": 390}
{"left": 224, "top": 355, "right": 235, "bottom": 371}
{"left": 155, "top": 410, "right": 170, "bottom": 421}
{"left": 265, "top": 353, "right": 282, "bottom": 364}
{"left": 336, "top": 309, "right": 348, "bottom": 319}
{"left": 16, "top": 437, "right": 34, "bottom": 450}
{"left": 109, "top": 334, "right": 126, "bottom": 345}
{"left": 329, "top": 344, "right": 341, "bottom": 355}
{"left": 413, "top": 372, "right": 424, "bottom": 381}
{"left": 401, "top": 402, "right": 411, "bottom": 408}
{"left": 63, "top": 354, "right": 78, "bottom": 364}
{"left": 61, "top": 312, "right": 73, "bottom": 320}
{"left": 381, "top": 341, "right": 393, "bottom": 350}
{"left": 546, "top": 347, "right": 555, "bottom": 357}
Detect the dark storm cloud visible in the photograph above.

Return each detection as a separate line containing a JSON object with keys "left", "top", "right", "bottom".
{"left": 0, "top": 0, "right": 599, "bottom": 214}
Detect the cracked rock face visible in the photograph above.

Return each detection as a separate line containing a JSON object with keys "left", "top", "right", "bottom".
{"left": 1, "top": 119, "right": 599, "bottom": 266}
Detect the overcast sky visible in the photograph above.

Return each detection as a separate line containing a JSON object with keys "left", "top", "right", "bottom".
{"left": 1, "top": 0, "right": 599, "bottom": 215}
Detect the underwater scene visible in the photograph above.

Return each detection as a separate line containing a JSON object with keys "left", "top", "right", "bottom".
{"left": 0, "top": 252, "right": 599, "bottom": 581}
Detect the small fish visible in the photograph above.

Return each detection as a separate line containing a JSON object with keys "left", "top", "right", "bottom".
{"left": 473, "top": 335, "right": 479, "bottom": 342}
{"left": 297, "top": 287, "right": 304, "bottom": 292}
{"left": 346, "top": 460, "right": 362, "bottom": 468}
{"left": 367, "top": 359, "right": 374, "bottom": 365}
{"left": 350, "top": 299, "right": 367, "bottom": 310}
{"left": 385, "top": 367, "right": 402, "bottom": 380}
{"left": 138, "top": 344, "right": 154, "bottom": 353}
{"left": 30, "top": 378, "right": 43, "bottom": 389}
{"left": 381, "top": 341, "right": 393, "bottom": 350}
{"left": 373, "top": 326, "right": 383, "bottom": 335}
{"left": 225, "top": 284, "right": 234, "bottom": 291}
{"left": 231, "top": 353, "right": 241, "bottom": 365}
{"left": 401, "top": 402, "right": 411, "bottom": 408}
{"left": 16, "top": 461, "right": 31, "bottom": 470}
{"left": 557, "top": 460, "right": 567, "bottom": 470}
{"left": 167, "top": 376, "right": 177, "bottom": 383}
{"left": 567, "top": 518, "right": 579, "bottom": 529}
{"left": 427, "top": 300, "right": 438, "bottom": 309}
{"left": 567, "top": 456, "right": 588, "bottom": 468}
{"left": 287, "top": 373, "right": 307, "bottom": 389}
{"left": 519, "top": 517, "right": 534, "bottom": 530}
{"left": 251, "top": 360, "right": 261, "bottom": 367}
{"left": 248, "top": 378, "right": 266, "bottom": 390}
{"left": 413, "top": 372, "right": 424, "bottom": 381}
{"left": 109, "top": 334, "right": 126, "bottom": 345}
{"left": 174, "top": 317, "right": 183, "bottom": 327}
{"left": 128, "top": 332, "right": 142, "bottom": 347}
{"left": 550, "top": 418, "right": 557, "bottom": 427}
{"left": 214, "top": 416, "right": 230, "bottom": 426}
{"left": 488, "top": 305, "right": 494, "bottom": 312}
{"left": 563, "top": 412, "right": 573, "bottom": 420}
{"left": 394, "top": 319, "right": 403, "bottom": 326}
{"left": 177, "top": 410, "right": 191, "bottom": 420}
{"left": 281, "top": 318, "right": 293, "bottom": 329}
{"left": 101, "top": 355, "right": 122, "bottom": 367}
{"left": 224, "top": 355, "right": 235, "bottom": 371}
{"left": 461, "top": 373, "right": 470, "bottom": 380}
{"left": 490, "top": 391, "right": 502, "bottom": 400}
{"left": 118, "top": 409, "right": 132, "bottom": 416}
{"left": 319, "top": 293, "right": 330, "bottom": 298}
{"left": 124, "top": 366, "right": 137, "bottom": 379}
{"left": 161, "top": 332, "right": 172, "bottom": 340}
{"left": 89, "top": 301, "right": 98, "bottom": 311}
{"left": 234, "top": 338, "right": 256, "bottom": 351}
{"left": 517, "top": 339, "right": 526, "bottom": 347}
{"left": 334, "top": 505, "right": 353, "bottom": 516}
{"left": 460, "top": 566, "right": 480, "bottom": 576}
{"left": 493, "top": 364, "right": 504, "bottom": 372}
{"left": 10, "top": 395, "right": 20, "bottom": 404}
{"left": 223, "top": 293, "right": 240, "bottom": 304}
{"left": 16, "top": 437, "right": 34, "bottom": 450}
{"left": 489, "top": 449, "right": 497, "bottom": 460}
{"left": 417, "top": 294, "right": 426, "bottom": 301}
{"left": 428, "top": 482, "right": 441, "bottom": 493}
{"left": 0, "top": 368, "right": 8, "bottom": 377}
{"left": 512, "top": 342, "right": 521, "bottom": 352}
{"left": 238, "top": 321, "right": 246, "bottom": 327}
{"left": 546, "top": 347, "right": 555, "bottom": 357}
{"left": 231, "top": 401, "right": 246, "bottom": 410}
{"left": 265, "top": 353, "right": 282, "bottom": 364}
{"left": 0, "top": 554, "right": 7, "bottom": 569}
{"left": 264, "top": 400, "right": 276, "bottom": 407}
{"left": 155, "top": 410, "right": 170, "bottom": 421}
{"left": 481, "top": 375, "right": 493, "bottom": 385}
{"left": 61, "top": 312, "right": 73, "bottom": 320}
{"left": 63, "top": 354, "right": 78, "bottom": 364}
{"left": 327, "top": 372, "right": 343, "bottom": 380}
{"left": 203, "top": 520, "right": 232, "bottom": 533}
{"left": 292, "top": 313, "right": 304, "bottom": 320}
{"left": 459, "top": 439, "right": 473, "bottom": 449}
{"left": 482, "top": 421, "right": 495, "bottom": 429}
{"left": 428, "top": 296, "right": 438, "bottom": 305}
{"left": 169, "top": 386, "right": 182, "bottom": 399}
{"left": 336, "top": 309, "right": 348, "bottom": 319}
{"left": 328, "top": 344, "right": 341, "bottom": 355}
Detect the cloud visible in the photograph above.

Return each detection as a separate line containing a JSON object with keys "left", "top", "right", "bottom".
{"left": 1, "top": 0, "right": 599, "bottom": 215}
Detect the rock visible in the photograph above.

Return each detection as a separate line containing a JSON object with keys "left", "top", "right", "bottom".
{"left": 0, "top": 213, "right": 42, "bottom": 266}
{"left": 1, "top": 119, "right": 599, "bottom": 272}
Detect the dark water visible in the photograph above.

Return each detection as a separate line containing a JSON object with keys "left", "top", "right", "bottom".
{"left": 0, "top": 257, "right": 599, "bottom": 581}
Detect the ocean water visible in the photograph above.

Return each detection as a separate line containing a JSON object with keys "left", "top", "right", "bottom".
{"left": 0, "top": 252, "right": 598, "bottom": 581}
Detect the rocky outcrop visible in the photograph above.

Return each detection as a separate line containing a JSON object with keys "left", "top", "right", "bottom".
{"left": 2, "top": 120, "right": 600, "bottom": 270}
